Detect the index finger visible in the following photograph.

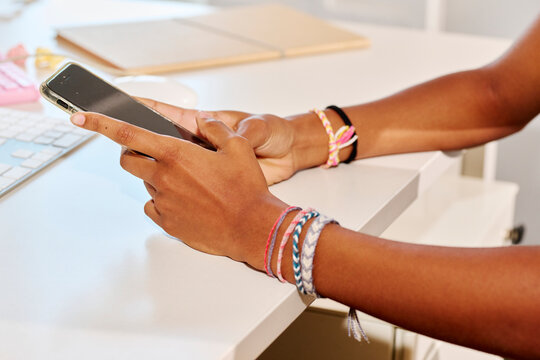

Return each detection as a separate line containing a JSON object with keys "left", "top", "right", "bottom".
{"left": 136, "top": 97, "right": 200, "bottom": 133}
{"left": 71, "top": 112, "right": 175, "bottom": 160}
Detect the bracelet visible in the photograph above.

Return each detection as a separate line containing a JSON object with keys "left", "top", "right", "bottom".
{"left": 292, "top": 210, "right": 320, "bottom": 293}
{"left": 312, "top": 108, "right": 339, "bottom": 167}
{"left": 265, "top": 206, "right": 301, "bottom": 277}
{"left": 326, "top": 105, "right": 358, "bottom": 164}
{"left": 276, "top": 208, "right": 314, "bottom": 282}
{"left": 300, "top": 214, "right": 338, "bottom": 296}
{"left": 264, "top": 206, "right": 299, "bottom": 277}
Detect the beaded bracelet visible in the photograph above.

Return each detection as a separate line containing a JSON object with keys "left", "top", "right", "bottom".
{"left": 292, "top": 210, "right": 320, "bottom": 293}
{"left": 300, "top": 214, "right": 338, "bottom": 296}
{"left": 276, "top": 208, "right": 314, "bottom": 282}
{"left": 264, "top": 206, "right": 300, "bottom": 277}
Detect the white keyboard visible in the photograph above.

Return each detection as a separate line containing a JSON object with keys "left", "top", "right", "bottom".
{"left": 0, "top": 108, "right": 93, "bottom": 197}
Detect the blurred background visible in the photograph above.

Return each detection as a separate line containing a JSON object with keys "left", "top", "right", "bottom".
{"left": 187, "top": 0, "right": 540, "bottom": 246}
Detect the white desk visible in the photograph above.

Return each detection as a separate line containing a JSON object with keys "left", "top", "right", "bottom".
{"left": 0, "top": 1, "right": 511, "bottom": 359}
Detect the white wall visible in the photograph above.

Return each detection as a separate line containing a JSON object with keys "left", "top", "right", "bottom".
{"left": 445, "top": 0, "right": 540, "bottom": 38}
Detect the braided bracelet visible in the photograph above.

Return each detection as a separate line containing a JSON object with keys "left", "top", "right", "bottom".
{"left": 276, "top": 208, "right": 313, "bottom": 282}
{"left": 313, "top": 108, "right": 357, "bottom": 168}
{"left": 265, "top": 206, "right": 301, "bottom": 277}
{"left": 312, "top": 108, "right": 339, "bottom": 167}
{"left": 326, "top": 105, "right": 358, "bottom": 163}
{"left": 292, "top": 210, "right": 320, "bottom": 293}
{"left": 300, "top": 214, "right": 338, "bottom": 296}
{"left": 264, "top": 206, "right": 299, "bottom": 277}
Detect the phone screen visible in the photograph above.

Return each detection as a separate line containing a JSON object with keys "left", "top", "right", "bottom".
{"left": 46, "top": 63, "right": 215, "bottom": 151}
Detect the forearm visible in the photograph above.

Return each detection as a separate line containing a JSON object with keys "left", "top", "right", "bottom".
{"left": 264, "top": 221, "right": 540, "bottom": 359}
{"left": 287, "top": 68, "right": 526, "bottom": 170}
{"left": 287, "top": 15, "right": 540, "bottom": 171}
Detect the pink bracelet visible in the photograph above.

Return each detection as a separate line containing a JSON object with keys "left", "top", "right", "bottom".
{"left": 312, "top": 108, "right": 339, "bottom": 167}
{"left": 312, "top": 108, "right": 357, "bottom": 168}
{"left": 276, "top": 208, "right": 315, "bottom": 282}
{"left": 264, "top": 206, "right": 298, "bottom": 276}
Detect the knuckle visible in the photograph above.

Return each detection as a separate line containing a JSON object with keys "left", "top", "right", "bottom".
{"left": 203, "top": 118, "right": 221, "bottom": 131}
{"left": 160, "top": 145, "right": 180, "bottom": 163}
{"left": 116, "top": 124, "right": 136, "bottom": 145}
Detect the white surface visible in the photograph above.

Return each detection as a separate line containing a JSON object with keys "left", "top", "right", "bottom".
{"left": 0, "top": 0, "right": 512, "bottom": 359}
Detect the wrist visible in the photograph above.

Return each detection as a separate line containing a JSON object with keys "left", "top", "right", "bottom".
{"left": 239, "top": 194, "right": 290, "bottom": 272}
{"left": 285, "top": 109, "right": 354, "bottom": 170}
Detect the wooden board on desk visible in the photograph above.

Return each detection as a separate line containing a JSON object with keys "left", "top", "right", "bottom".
{"left": 56, "top": 4, "right": 370, "bottom": 74}
{"left": 57, "top": 19, "right": 279, "bottom": 74}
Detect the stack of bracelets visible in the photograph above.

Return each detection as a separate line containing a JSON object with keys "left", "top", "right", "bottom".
{"left": 263, "top": 106, "right": 369, "bottom": 342}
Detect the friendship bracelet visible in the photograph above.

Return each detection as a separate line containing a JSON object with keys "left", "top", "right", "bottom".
{"left": 264, "top": 206, "right": 299, "bottom": 277}
{"left": 348, "top": 308, "right": 370, "bottom": 343}
{"left": 265, "top": 206, "right": 301, "bottom": 277}
{"left": 292, "top": 210, "right": 320, "bottom": 293}
{"left": 276, "top": 208, "right": 314, "bottom": 282}
{"left": 312, "top": 108, "right": 339, "bottom": 168}
{"left": 300, "top": 214, "right": 338, "bottom": 296}
{"left": 326, "top": 105, "right": 358, "bottom": 164}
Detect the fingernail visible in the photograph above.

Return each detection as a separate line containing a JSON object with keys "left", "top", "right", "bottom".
{"left": 198, "top": 111, "right": 212, "bottom": 119}
{"left": 71, "top": 113, "right": 86, "bottom": 126}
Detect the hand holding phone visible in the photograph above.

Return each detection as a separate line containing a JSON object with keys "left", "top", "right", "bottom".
{"left": 41, "top": 62, "right": 216, "bottom": 152}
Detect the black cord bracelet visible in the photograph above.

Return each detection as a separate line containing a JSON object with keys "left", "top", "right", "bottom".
{"left": 326, "top": 105, "right": 358, "bottom": 164}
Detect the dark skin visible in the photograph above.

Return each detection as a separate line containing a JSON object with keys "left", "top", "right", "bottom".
{"left": 70, "top": 14, "right": 540, "bottom": 360}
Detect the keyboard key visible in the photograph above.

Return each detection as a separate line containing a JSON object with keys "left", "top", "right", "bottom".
{"left": 32, "top": 152, "right": 54, "bottom": 162}
{"left": 3, "top": 166, "right": 31, "bottom": 180}
{"left": 34, "top": 136, "right": 55, "bottom": 145}
{"left": 21, "top": 158, "right": 44, "bottom": 169}
{"left": 0, "top": 176, "right": 15, "bottom": 190}
{"left": 40, "top": 146, "right": 62, "bottom": 155}
{"left": 15, "top": 133, "right": 38, "bottom": 142}
{"left": 43, "top": 130, "right": 64, "bottom": 139}
{"left": 11, "top": 149, "right": 34, "bottom": 159}
{"left": 8, "top": 125, "right": 26, "bottom": 133}
{"left": 53, "top": 133, "right": 82, "bottom": 148}
{"left": 54, "top": 124, "right": 75, "bottom": 133}
{"left": 0, "top": 163, "right": 11, "bottom": 175}
{"left": 0, "top": 129, "right": 17, "bottom": 138}
{"left": 25, "top": 128, "right": 44, "bottom": 135}
{"left": 36, "top": 123, "right": 54, "bottom": 130}
{"left": 73, "top": 128, "right": 92, "bottom": 136}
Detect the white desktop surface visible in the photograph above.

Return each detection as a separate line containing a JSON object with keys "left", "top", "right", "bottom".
{"left": 0, "top": 1, "right": 511, "bottom": 359}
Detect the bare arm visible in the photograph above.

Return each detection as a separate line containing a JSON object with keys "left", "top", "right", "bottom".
{"left": 262, "top": 222, "right": 540, "bottom": 360}
{"left": 287, "top": 15, "right": 540, "bottom": 171}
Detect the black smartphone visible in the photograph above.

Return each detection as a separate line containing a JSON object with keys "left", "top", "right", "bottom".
{"left": 40, "top": 62, "right": 216, "bottom": 152}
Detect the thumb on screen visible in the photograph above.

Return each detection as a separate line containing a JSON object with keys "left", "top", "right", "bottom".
{"left": 196, "top": 111, "right": 241, "bottom": 152}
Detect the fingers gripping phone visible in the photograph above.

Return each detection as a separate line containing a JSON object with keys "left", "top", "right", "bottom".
{"left": 40, "top": 62, "right": 216, "bottom": 152}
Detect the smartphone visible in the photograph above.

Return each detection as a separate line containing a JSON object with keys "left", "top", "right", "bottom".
{"left": 40, "top": 62, "right": 216, "bottom": 152}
